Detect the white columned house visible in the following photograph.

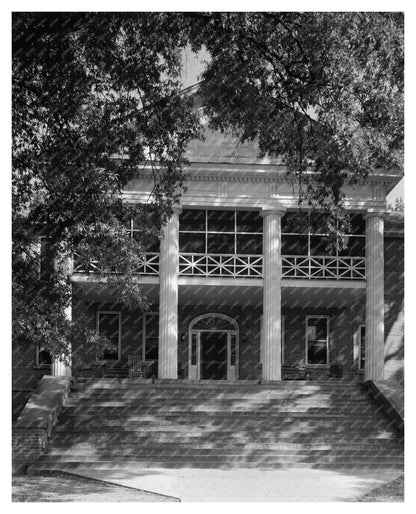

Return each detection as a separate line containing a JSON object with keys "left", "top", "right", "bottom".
{"left": 261, "top": 209, "right": 285, "bottom": 380}
{"left": 67, "top": 127, "right": 402, "bottom": 384}
{"left": 158, "top": 207, "right": 181, "bottom": 379}
{"left": 364, "top": 209, "right": 385, "bottom": 381}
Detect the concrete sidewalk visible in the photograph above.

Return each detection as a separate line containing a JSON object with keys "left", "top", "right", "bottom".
{"left": 62, "top": 466, "right": 403, "bottom": 502}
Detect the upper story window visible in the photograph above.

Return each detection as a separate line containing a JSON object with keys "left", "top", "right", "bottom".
{"left": 282, "top": 213, "right": 365, "bottom": 257}
{"left": 126, "top": 219, "right": 160, "bottom": 252}
{"left": 179, "top": 209, "right": 263, "bottom": 255}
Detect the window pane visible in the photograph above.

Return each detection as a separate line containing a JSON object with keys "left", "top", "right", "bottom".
{"left": 191, "top": 333, "right": 197, "bottom": 365}
{"left": 349, "top": 214, "right": 365, "bottom": 235}
{"left": 145, "top": 338, "right": 158, "bottom": 360}
{"left": 339, "top": 236, "right": 365, "bottom": 256}
{"left": 282, "top": 235, "right": 308, "bottom": 255}
{"left": 307, "top": 317, "right": 328, "bottom": 365}
{"left": 307, "top": 317, "right": 328, "bottom": 340}
{"left": 207, "top": 233, "right": 235, "bottom": 253}
{"left": 180, "top": 232, "right": 206, "bottom": 253}
{"left": 145, "top": 314, "right": 159, "bottom": 361}
{"left": 237, "top": 211, "right": 262, "bottom": 233}
{"left": 282, "top": 212, "right": 308, "bottom": 233}
{"left": 309, "top": 236, "right": 329, "bottom": 256}
{"left": 207, "top": 210, "right": 235, "bottom": 232}
{"left": 145, "top": 236, "right": 160, "bottom": 253}
{"left": 237, "top": 234, "right": 262, "bottom": 254}
{"left": 180, "top": 209, "right": 206, "bottom": 232}
{"left": 230, "top": 334, "right": 236, "bottom": 366}
{"left": 308, "top": 342, "right": 327, "bottom": 364}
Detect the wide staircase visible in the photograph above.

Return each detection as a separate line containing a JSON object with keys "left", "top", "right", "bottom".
{"left": 28, "top": 379, "right": 404, "bottom": 472}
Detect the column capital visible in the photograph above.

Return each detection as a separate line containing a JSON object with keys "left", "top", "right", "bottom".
{"left": 364, "top": 208, "right": 386, "bottom": 221}
{"left": 261, "top": 208, "right": 286, "bottom": 218}
{"left": 172, "top": 205, "right": 182, "bottom": 215}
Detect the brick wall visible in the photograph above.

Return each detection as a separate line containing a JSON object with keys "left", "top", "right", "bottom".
{"left": 71, "top": 298, "right": 143, "bottom": 371}
{"left": 12, "top": 339, "right": 51, "bottom": 420}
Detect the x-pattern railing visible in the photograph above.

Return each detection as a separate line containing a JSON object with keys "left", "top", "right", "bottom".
{"left": 179, "top": 253, "right": 263, "bottom": 278}
{"left": 73, "top": 253, "right": 365, "bottom": 280}
{"left": 282, "top": 255, "right": 366, "bottom": 280}
{"left": 72, "top": 252, "right": 160, "bottom": 275}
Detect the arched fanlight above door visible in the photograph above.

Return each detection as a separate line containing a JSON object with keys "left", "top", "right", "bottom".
{"left": 189, "top": 313, "right": 238, "bottom": 332}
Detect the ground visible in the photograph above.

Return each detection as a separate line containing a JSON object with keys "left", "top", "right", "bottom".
{"left": 12, "top": 472, "right": 404, "bottom": 502}
{"left": 12, "top": 474, "right": 178, "bottom": 502}
{"left": 357, "top": 475, "right": 404, "bottom": 502}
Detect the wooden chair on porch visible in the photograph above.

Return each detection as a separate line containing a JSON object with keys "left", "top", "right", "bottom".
{"left": 128, "top": 355, "right": 146, "bottom": 379}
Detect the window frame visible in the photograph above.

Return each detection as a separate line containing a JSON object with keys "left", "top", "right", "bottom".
{"left": 179, "top": 209, "right": 263, "bottom": 255}
{"left": 305, "top": 315, "right": 330, "bottom": 367}
{"left": 96, "top": 311, "right": 122, "bottom": 362}
{"left": 282, "top": 212, "right": 365, "bottom": 257}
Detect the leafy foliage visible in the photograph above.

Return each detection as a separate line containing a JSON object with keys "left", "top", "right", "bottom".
{"left": 12, "top": 13, "right": 200, "bottom": 358}
{"left": 12, "top": 12, "right": 404, "bottom": 359}
{"left": 186, "top": 12, "right": 404, "bottom": 243}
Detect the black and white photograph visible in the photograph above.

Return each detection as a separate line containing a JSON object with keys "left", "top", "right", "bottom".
{"left": 9, "top": 3, "right": 407, "bottom": 504}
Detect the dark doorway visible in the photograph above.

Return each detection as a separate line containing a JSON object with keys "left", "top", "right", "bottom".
{"left": 200, "top": 332, "right": 227, "bottom": 380}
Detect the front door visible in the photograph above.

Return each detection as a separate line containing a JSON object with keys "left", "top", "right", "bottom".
{"left": 188, "top": 328, "right": 238, "bottom": 380}
{"left": 200, "top": 331, "right": 228, "bottom": 380}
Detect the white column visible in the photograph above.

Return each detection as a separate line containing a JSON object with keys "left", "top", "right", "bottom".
{"left": 364, "top": 210, "right": 385, "bottom": 381}
{"left": 158, "top": 207, "right": 181, "bottom": 379}
{"left": 261, "top": 209, "right": 285, "bottom": 380}
{"left": 52, "top": 254, "right": 73, "bottom": 377}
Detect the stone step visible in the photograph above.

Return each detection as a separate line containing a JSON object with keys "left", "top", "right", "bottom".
{"left": 34, "top": 454, "right": 404, "bottom": 465}
{"left": 55, "top": 416, "right": 397, "bottom": 428}
{"left": 69, "top": 382, "right": 366, "bottom": 392}
{"left": 38, "top": 379, "right": 403, "bottom": 472}
{"left": 27, "top": 460, "right": 404, "bottom": 473}
{"left": 45, "top": 441, "right": 404, "bottom": 451}
{"left": 67, "top": 385, "right": 366, "bottom": 398}
{"left": 53, "top": 431, "right": 400, "bottom": 444}
{"left": 59, "top": 409, "right": 386, "bottom": 419}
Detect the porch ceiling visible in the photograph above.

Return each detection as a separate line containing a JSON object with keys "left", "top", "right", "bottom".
{"left": 74, "top": 278, "right": 365, "bottom": 309}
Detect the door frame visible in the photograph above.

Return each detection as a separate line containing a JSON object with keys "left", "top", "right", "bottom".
{"left": 188, "top": 314, "right": 239, "bottom": 380}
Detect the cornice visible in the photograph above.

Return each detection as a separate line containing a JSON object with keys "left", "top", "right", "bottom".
{"left": 133, "top": 164, "right": 400, "bottom": 187}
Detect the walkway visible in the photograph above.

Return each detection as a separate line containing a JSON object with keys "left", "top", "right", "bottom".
{"left": 64, "top": 466, "right": 403, "bottom": 502}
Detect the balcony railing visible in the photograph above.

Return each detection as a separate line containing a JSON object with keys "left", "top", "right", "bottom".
{"left": 74, "top": 252, "right": 365, "bottom": 280}
{"left": 179, "top": 253, "right": 263, "bottom": 278}
{"left": 73, "top": 252, "right": 160, "bottom": 275}
{"left": 282, "top": 255, "right": 365, "bottom": 280}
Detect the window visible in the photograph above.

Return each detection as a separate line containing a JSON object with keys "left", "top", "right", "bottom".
{"left": 179, "top": 209, "right": 263, "bottom": 255}
{"left": 36, "top": 346, "right": 52, "bottom": 366}
{"left": 143, "top": 313, "right": 159, "bottom": 361}
{"left": 126, "top": 218, "right": 160, "bottom": 252}
{"left": 97, "top": 311, "right": 121, "bottom": 361}
{"left": 359, "top": 325, "right": 366, "bottom": 370}
{"left": 306, "top": 316, "right": 329, "bottom": 365}
{"left": 282, "top": 212, "right": 365, "bottom": 257}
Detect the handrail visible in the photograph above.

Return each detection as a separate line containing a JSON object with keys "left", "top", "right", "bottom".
{"left": 73, "top": 252, "right": 365, "bottom": 280}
